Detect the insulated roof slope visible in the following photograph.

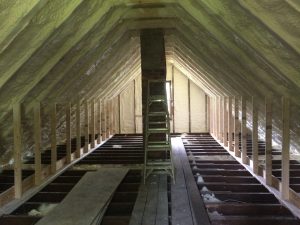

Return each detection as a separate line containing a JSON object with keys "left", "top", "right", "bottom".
{"left": 0, "top": 0, "right": 299, "bottom": 164}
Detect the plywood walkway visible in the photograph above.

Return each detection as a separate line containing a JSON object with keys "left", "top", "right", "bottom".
{"left": 35, "top": 168, "right": 128, "bottom": 225}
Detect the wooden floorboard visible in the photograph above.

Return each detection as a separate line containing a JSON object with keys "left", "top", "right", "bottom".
{"left": 171, "top": 139, "right": 194, "bottom": 225}
{"left": 172, "top": 137, "right": 211, "bottom": 225}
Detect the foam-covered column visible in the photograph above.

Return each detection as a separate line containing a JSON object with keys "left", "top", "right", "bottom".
{"left": 140, "top": 29, "right": 166, "bottom": 132}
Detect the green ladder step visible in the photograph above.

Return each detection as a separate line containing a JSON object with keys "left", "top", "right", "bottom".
{"left": 148, "top": 112, "right": 167, "bottom": 116}
{"left": 148, "top": 128, "right": 169, "bottom": 133}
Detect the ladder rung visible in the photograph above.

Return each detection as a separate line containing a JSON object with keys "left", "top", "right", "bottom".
{"left": 148, "top": 128, "right": 169, "bottom": 133}
{"left": 148, "top": 112, "right": 167, "bottom": 116}
{"left": 146, "top": 161, "right": 172, "bottom": 166}
{"left": 148, "top": 122, "right": 166, "bottom": 125}
{"left": 149, "top": 95, "right": 167, "bottom": 101}
{"left": 148, "top": 141, "right": 170, "bottom": 145}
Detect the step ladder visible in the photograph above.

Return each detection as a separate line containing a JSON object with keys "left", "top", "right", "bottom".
{"left": 143, "top": 80, "right": 175, "bottom": 183}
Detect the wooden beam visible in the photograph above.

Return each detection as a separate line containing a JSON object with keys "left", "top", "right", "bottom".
{"left": 76, "top": 100, "right": 81, "bottom": 158}
{"left": 265, "top": 97, "right": 273, "bottom": 186}
{"left": 97, "top": 99, "right": 102, "bottom": 144}
{"left": 50, "top": 103, "right": 57, "bottom": 174}
{"left": 223, "top": 96, "right": 228, "bottom": 146}
{"left": 84, "top": 100, "right": 89, "bottom": 153}
{"left": 281, "top": 96, "right": 290, "bottom": 200}
{"left": 90, "top": 99, "right": 95, "bottom": 148}
{"left": 252, "top": 97, "right": 259, "bottom": 174}
{"left": 65, "top": 103, "right": 71, "bottom": 164}
{"left": 241, "top": 96, "right": 247, "bottom": 164}
{"left": 234, "top": 96, "right": 240, "bottom": 157}
{"left": 172, "top": 64, "right": 175, "bottom": 133}
{"left": 13, "top": 103, "right": 22, "bottom": 198}
{"left": 33, "top": 102, "right": 42, "bottom": 185}
{"left": 228, "top": 97, "right": 233, "bottom": 151}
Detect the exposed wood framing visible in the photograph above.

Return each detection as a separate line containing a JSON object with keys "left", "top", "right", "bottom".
{"left": 241, "top": 96, "right": 247, "bottom": 164}
{"left": 223, "top": 96, "right": 228, "bottom": 146}
{"left": 228, "top": 97, "right": 233, "bottom": 151}
{"left": 33, "top": 102, "right": 42, "bottom": 185}
{"left": 207, "top": 96, "right": 210, "bottom": 132}
{"left": 97, "top": 99, "right": 102, "bottom": 144}
{"left": 252, "top": 97, "right": 259, "bottom": 174}
{"left": 84, "top": 100, "right": 89, "bottom": 153}
{"left": 172, "top": 64, "right": 175, "bottom": 133}
{"left": 13, "top": 103, "right": 22, "bottom": 198}
{"left": 90, "top": 99, "right": 95, "bottom": 148}
{"left": 216, "top": 97, "right": 220, "bottom": 140}
{"left": 265, "top": 97, "right": 273, "bottom": 186}
{"left": 118, "top": 95, "right": 121, "bottom": 134}
{"left": 76, "top": 100, "right": 81, "bottom": 158}
{"left": 133, "top": 79, "right": 137, "bottom": 133}
{"left": 281, "top": 96, "right": 290, "bottom": 200}
{"left": 50, "top": 103, "right": 57, "bottom": 174}
{"left": 188, "top": 79, "right": 191, "bottom": 133}
{"left": 219, "top": 97, "right": 223, "bottom": 141}
{"left": 234, "top": 96, "right": 240, "bottom": 157}
{"left": 65, "top": 103, "right": 71, "bottom": 164}
{"left": 102, "top": 100, "right": 107, "bottom": 140}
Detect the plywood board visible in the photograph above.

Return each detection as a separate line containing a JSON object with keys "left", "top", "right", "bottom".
{"left": 36, "top": 168, "right": 128, "bottom": 225}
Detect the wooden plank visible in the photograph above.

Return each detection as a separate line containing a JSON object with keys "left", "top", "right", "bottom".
{"left": 97, "top": 99, "right": 102, "bottom": 144}
{"left": 241, "top": 96, "right": 247, "bottom": 164}
{"left": 206, "top": 95, "right": 210, "bottom": 132}
{"left": 90, "top": 99, "right": 95, "bottom": 148}
{"left": 265, "top": 97, "right": 273, "bottom": 186}
{"left": 174, "top": 137, "right": 211, "bottom": 225}
{"left": 76, "top": 100, "right": 81, "bottom": 158}
{"left": 33, "top": 102, "right": 42, "bottom": 185}
{"left": 156, "top": 175, "right": 168, "bottom": 225}
{"left": 84, "top": 100, "right": 89, "bottom": 153}
{"left": 65, "top": 103, "right": 71, "bottom": 164}
{"left": 234, "top": 96, "right": 240, "bottom": 157}
{"left": 50, "top": 103, "right": 57, "bottom": 174}
{"left": 13, "top": 103, "right": 22, "bottom": 199}
{"left": 216, "top": 97, "right": 220, "bottom": 140}
{"left": 223, "top": 96, "right": 228, "bottom": 146}
{"left": 281, "top": 96, "right": 290, "bottom": 200}
{"left": 228, "top": 97, "right": 233, "bottom": 151}
{"left": 133, "top": 79, "right": 137, "bottom": 133}
{"left": 128, "top": 184, "right": 147, "bottom": 225}
{"left": 35, "top": 169, "right": 129, "bottom": 225}
{"left": 142, "top": 175, "right": 159, "bottom": 225}
{"left": 171, "top": 139, "right": 193, "bottom": 225}
{"left": 252, "top": 97, "right": 259, "bottom": 174}
{"left": 172, "top": 64, "right": 175, "bottom": 133}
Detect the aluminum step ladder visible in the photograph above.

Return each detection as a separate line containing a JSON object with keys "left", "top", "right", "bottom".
{"left": 143, "top": 80, "right": 175, "bottom": 183}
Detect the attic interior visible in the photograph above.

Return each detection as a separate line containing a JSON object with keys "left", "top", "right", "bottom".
{"left": 1, "top": 0, "right": 300, "bottom": 225}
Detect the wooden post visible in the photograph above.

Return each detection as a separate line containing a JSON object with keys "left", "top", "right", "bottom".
{"left": 216, "top": 97, "right": 220, "bottom": 140}
{"left": 84, "top": 100, "right": 89, "bottom": 153}
{"left": 102, "top": 100, "right": 107, "bottom": 140}
{"left": 50, "top": 103, "right": 57, "bottom": 174}
{"left": 252, "top": 97, "right": 259, "bottom": 174}
{"left": 188, "top": 79, "right": 191, "bottom": 133}
{"left": 97, "top": 99, "right": 102, "bottom": 144}
{"left": 172, "top": 64, "right": 175, "bottom": 133}
{"left": 33, "top": 102, "right": 42, "bottom": 185}
{"left": 265, "top": 97, "right": 273, "bottom": 186}
{"left": 207, "top": 96, "right": 210, "bottom": 133}
{"left": 241, "top": 96, "right": 247, "bottom": 164}
{"left": 223, "top": 97, "right": 228, "bottom": 146}
{"left": 13, "top": 103, "right": 22, "bottom": 198}
{"left": 234, "top": 96, "right": 240, "bottom": 157}
{"left": 76, "top": 100, "right": 81, "bottom": 158}
{"left": 215, "top": 97, "right": 218, "bottom": 138}
{"left": 106, "top": 100, "right": 110, "bottom": 138}
{"left": 65, "top": 103, "right": 71, "bottom": 164}
{"left": 133, "top": 79, "right": 137, "bottom": 133}
{"left": 118, "top": 95, "right": 121, "bottom": 134}
{"left": 281, "top": 96, "right": 290, "bottom": 200}
{"left": 90, "top": 99, "right": 95, "bottom": 148}
{"left": 219, "top": 97, "right": 223, "bottom": 142}
{"left": 228, "top": 97, "right": 233, "bottom": 151}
